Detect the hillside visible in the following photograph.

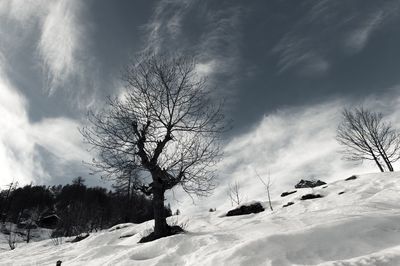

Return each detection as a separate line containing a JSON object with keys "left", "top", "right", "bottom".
{"left": 1, "top": 172, "right": 400, "bottom": 265}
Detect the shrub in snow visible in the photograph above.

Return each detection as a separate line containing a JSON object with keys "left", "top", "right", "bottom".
{"left": 300, "top": 194, "right": 323, "bottom": 200}
{"left": 226, "top": 202, "right": 265, "bottom": 216}
{"left": 50, "top": 235, "right": 63, "bottom": 246}
{"left": 345, "top": 175, "right": 357, "bottom": 181}
{"left": 71, "top": 233, "right": 89, "bottom": 243}
{"left": 283, "top": 202, "right": 294, "bottom": 208}
{"left": 295, "top": 179, "right": 326, "bottom": 189}
{"left": 281, "top": 190, "right": 297, "bottom": 197}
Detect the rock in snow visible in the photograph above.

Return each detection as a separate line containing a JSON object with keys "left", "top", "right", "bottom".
{"left": 226, "top": 202, "right": 265, "bottom": 216}
{"left": 282, "top": 202, "right": 294, "bottom": 208}
{"left": 295, "top": 179, "right": 327, "bottom": 188}
{"left": 280, "top": 190, "right": 297, "bottom": 197}
{"left": 345, "top": 175, "right": 358, "bottom": 181}
{"left": 300, "top": 193, "right": 324, "bottom": 200}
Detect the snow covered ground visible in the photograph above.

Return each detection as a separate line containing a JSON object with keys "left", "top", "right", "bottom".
{"left": 1, "top": 172, "right": 400, "bottom": 265}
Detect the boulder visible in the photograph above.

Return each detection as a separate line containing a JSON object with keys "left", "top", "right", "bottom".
{"left": 300, "top": 194, "right": 323, "bottom": 200}
{"left": 226, "top": 202, "right": 265, "bottom": 216}
{"left": 38, "top": 214, "right": 60, "bottom": 229}
{"left": 295, "top": 179, "right": 326, "bottom": 189}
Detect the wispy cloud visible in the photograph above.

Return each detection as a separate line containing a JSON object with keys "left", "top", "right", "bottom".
{"left": 273, "top": 36, "right": 330, "bottom": 76}
{"left": 195, "top": 6, "right": 243, "bottom": 77}
{"left": 343, "top": 5, "right": 399, "bottom": 53}
{"left": 38, "top": 0, "right": 87, "bottom": 93}
{"left": 273, "top": 0, "right": 400, "bottom": 76}
{"left": 0, "top": 0, "right": 94, "bottom": 103}
{"left": 142, "top": 0, "right": 193, "bottom": 54}
{"left": 142, "top": 1, "right": 243, "bottom": 88}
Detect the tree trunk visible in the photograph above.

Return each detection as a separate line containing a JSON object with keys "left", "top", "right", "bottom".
{"left": 152, "top": 182, "right": 167, "bottom": 238}
{"left": 381, "top": 152, "right": 394, "bottom": 172}
{"left": 367, "top": 146, "right": 385, "bottom": 172}
{"left": 373, "top": 156, "right": 385, "bottom": 172}
{"left": 375, "top": 142, "right": 394, "bottom": 172}
{"left": 124, "top": 176, "right": 132, "bottom": 223}
{"left": 26, "top": 227, "right": 31, "bottom": 243}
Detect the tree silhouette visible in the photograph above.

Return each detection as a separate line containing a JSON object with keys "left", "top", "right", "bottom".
{"left": 81, "top": 54, "right": 227, "bottom": 239}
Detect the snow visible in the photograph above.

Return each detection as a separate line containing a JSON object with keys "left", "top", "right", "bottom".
{"left": 2, "top": 172, "right": 400, "bottom": 265}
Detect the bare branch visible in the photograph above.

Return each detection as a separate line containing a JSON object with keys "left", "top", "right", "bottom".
{"left": 80, "top": 54, "right": 229, "bottom": 237}
{"left": 254, "top": 170, "right": 273, "bottom": 211}
{"left": 227, "top": 180, "right": 244, "bottom": 207}
{"left": 336, "top": 107, "right": 400, "bottom": 172}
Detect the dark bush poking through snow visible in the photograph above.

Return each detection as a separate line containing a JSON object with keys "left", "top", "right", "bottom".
{"left": 295, "top": 179, "right": 326, "bottom": 188}
{"left": 300, "top": 194, "right": 323, "bottom": 200}
{"left": 71, "top": 233, "right": 89, "bottom": 243}
{"left": 283, "top": 202, "right": 294, "bottom": 208}
{"left": 226, "top": 202, "right": 265, "bottom": 216}
{"left": 281, "top": 190, "right": 297, "bottom": 197}
{"left": 345, "top": 175, "right": 357, "bottom": 181}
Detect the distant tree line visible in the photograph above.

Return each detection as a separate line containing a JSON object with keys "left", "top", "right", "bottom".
{"left": 0, "top": 177, "right": 172, "bottom": 238}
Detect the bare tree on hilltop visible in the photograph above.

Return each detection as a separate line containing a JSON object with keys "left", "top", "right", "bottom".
{"left": 80, "top": 54, "right": 227, "bottom": 240}
{"left": 337, "top": 107, "right": 400, "bottom": 172}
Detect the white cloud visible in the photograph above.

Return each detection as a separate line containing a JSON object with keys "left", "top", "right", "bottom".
{"left": 0, "top": 1, "right": 99, "bottom": 187}
{"left": 195, "top": 60, "right": 217, "bottom": 78}
{"left": 2, "top": 0, "right": 49, "bottom": 24}
{"left": 171, "top": 92, "right": 400, "bottom": 214}
{"left": 0, "top": 68, "right": 90, "bottom": 187}
{"left": 0, "top": 70, "right": 40, "bottom": 186}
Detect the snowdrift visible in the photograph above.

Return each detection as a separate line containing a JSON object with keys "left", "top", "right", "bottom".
{"left": 2, "top": 172, "right": 400, "bottom": 265}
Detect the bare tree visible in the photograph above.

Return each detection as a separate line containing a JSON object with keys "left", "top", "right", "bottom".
{"left": 255, "top": 170, "right": 273, "bottom": 211}
{"left": 227, "top": 180, "right": 244, "bottom": 206}
{"left": 337, "top": 107, "right": 400, "bottom": 172}
{"left": 81, "top": 54, "right": 227, "bottom": 239}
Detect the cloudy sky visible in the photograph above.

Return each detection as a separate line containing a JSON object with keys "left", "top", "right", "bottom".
{"left": 1, "top": 0, "right": 400, "bottom": 211}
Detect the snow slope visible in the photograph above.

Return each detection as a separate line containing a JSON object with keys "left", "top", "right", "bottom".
{"left": 2, "top": 172, "right": 400, "bottom": 266}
